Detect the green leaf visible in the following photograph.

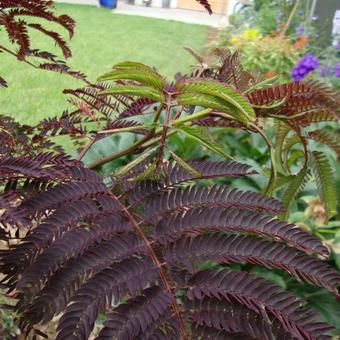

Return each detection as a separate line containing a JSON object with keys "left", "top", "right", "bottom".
{"left": 282, "top": 134, "right": 302, "bottom": 164}
{"left": 311, "top": 151, "right": 338, "bottom": 221}
{"left": 176, "top": 79, "right": 255, "bottom": 124}
{"left": 175, "top": 125, "right": 232, "bottom": 159}
{"left": 253, "top": 97, "right": 286, "bottom": 109}
{"left": 111, "top": 61, "right": 158, "bottom": 72}
{"left": 250, "top": 267, "right": 287, "bottom": 289}
{"left": 127, "top": 162, "right": 165, "bottom": 182}
{"left": 171, "top": 108, "right": 212, "bottom": 126}
{"left": 176, "top": 92, "right": 234, "bottom": 113}
{"left": 98, "top": 67, "right": 165, "bottom": 90}
{"left": 101, "top": 85, "right": 164, "bottom": 102}
{"left": 274, "top": 121, "right": 291, "bottom": 175}
{"left": 244, "top": 75, "right": 280, "bottom": 93}
{"left": 308, "top": 129, "right": 340, "bottom": 157}
{"left": 274, "top": 174, "right": 295, "bottom": 191}
{"left": 305, "top": 290, "right": 340, "bottom": 335}
{"left": 113, "top": 146, "right": 158, "bottom": 177}
{"left": 281, "top": 169, "right": 309, "bottom": 218}
{"left": 287, "top": 150, "right": 305, "bottom": 168}
{"left": 168, "top": 150, "right": 202, "bottom": 177}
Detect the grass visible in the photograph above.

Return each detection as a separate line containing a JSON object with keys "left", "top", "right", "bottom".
{"left": 0, "top": 3, "right": 208, "bottom": 125}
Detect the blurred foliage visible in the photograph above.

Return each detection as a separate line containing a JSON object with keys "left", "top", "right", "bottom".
{"left": 220, "top": 29, "right": 299, "bottom": 81}
{"left": 222, "top": 0, "right": 340, "bottom": 87}
{"left": 0, "top": 293, "right": 19, "bottom": 339}
{"left": 313, "top": 46, "right": 340, "bottom": 89}
{"left": 144, "top": 116, "right": 340, "bottom": 331}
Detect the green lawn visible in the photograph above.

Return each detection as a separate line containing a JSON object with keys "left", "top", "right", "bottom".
{"left": 0, "top": 3, "right": 208, "bottom": 125}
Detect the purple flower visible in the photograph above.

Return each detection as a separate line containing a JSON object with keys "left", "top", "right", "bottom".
{"left": 336, "top": 41, "right": 340, "bottom": 50}
{"left": 295, "top": 25, "right": 304, "bottom": 36}
{"left": 290, "top": 53, "right": 320, "bottom": 81}
{"left": 333, "top": 63, "right": 340, "bottom": 77}
{"left": 311, "top": 15, "right": 318, "bottom": 21}
{"left": 319, "top": 66, "right": 329, "bottom": 77}
{"left": 276, "top": 11, "right": 283, "bottom": 22}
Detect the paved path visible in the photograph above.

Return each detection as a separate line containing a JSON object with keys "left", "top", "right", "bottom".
{"left": 55, "top": 0, "right": 226, "bottom": 27}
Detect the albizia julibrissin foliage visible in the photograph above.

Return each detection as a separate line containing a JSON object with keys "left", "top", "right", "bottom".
{"left": 0, "top": 152, "right": 339, "bottom": 340}
{"left": 1, "top": 1, "right": 340, "bottom": 339}
{"left": 0, "top": 0, "right": 87, "bottom": 86}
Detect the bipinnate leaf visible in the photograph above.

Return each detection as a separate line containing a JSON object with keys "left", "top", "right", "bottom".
{"left": 311, "top": 151, "right": 338, "bottom": 221}
{"left": 98, "top": 61, "right": 165, "bottom": 90}
{"left": 56, "top": 257, "right": 157, "bottom": 340}
{"left": 126, "top": 159, "right": 257, "bottom": 205}
{"left": 153, "top": 206, "right": 329, "bottom": 257}
{"left": 166, "top": 233, "right": 340, "bottom": 295}
{"left": 309, "top": 130, "right": 340, "bottom": 157}
{"left": 175, "top": 125, "right": 232, "bottom": 159}
{"left": 274, "top": 120, "right": 291, "bottom": 174}
{"left": 95, "top": 286, "right": 172, "bottom": 340}
{"left": 168, "top": 150, "right": 202, "bottom": 178}
{"left": 145, "top": 184, "right": 284, "bottom": 223}
{"left": 22, "top": 235, "right": 146, "bottom": 324}
{"left": 176, "top": 79, "right": 255, "bottom": 124}
{"left": 186, "top": 297, "right": 292, "bottom": 340}
{"left": 2, "top": 3, "right": 340, "bottom": 338}
{"left": 101, "top": 85, "right": 164, "bottom": 102}
{"left": 188, "top": 269, "right": 334, "bottom": 339}
{"left": 113, "top": 146, "right": 158, "bottom": 178}
{"left": 0, "top": 155, "right": 338, "bottom": 340}
{"left": 281, "top": 169, "right": 309, "bottom": 216}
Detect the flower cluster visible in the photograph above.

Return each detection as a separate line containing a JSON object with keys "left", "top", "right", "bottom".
{"left": 290, "top": 53, "right": 319, "bottom": 81}
{"left": 295, "top": 25, "right": 304, "bottom": 37}
{"left": 334, "top": 63, "right": 340, "bottom": 77}
{"left": 319, "top": 63, "right": 340, "bottom": 78}
{"left": 319, "top": 65, "right": 329, "bottom": 77}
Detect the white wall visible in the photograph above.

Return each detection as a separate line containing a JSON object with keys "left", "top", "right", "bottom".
{"left": 227, "top": 0, "right": 238, "bottom": 14}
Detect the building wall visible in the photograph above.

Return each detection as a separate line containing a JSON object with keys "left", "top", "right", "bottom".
{"left": 176, "top": 0, "right": 228, "bottom": 14}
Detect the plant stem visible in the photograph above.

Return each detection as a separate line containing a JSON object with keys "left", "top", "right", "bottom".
{"left": 172, "top": 108, "right": 212, "bottom": 126}
{"left": 142, "top": 129, "right": 177, "bottom": 149}
{"left": 156, "top": 95, "right": 172, "bottom": 167}
{"left": 266, "top": 111, "right": 311, "bottom": 120}
{"left": 0, "top": 45, "right": 38, "bottom": 68}
{"left": 280, "top": 0, "right": 300, "bottom": 37}
{"left": 87, "top": 108, "right": 211, "bottom": 169}
{"left": 250, "top": 123, "right": 277, "bottom": 196}
{"left": 97, "top": 124, "right": 151, "bottom": 135}
{"left": 113, "top": 194, "right": 188, "bottom": 340}
{"left": 88, "top": 134, "right": 153, "bottom": 169}
{"left": 77, "top": 136, "right": 97, "bottom": 161}
{"left": 152, "top": 104, "right": 164, "bottom": 124}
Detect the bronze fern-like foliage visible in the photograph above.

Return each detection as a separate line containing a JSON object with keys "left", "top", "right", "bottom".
{"left": 1, "top": 2, "right": 339, "bottom": 337}
{"left": 0, "top": 154, "right": 339, "bottom": 339}
{"left": 0, "top": 0, "right": 88, "bottom": 84}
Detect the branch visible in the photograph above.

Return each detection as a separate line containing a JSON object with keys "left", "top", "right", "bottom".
{"left": 0, "top": 45, "right": 38, "bottom": 69}
{"left": 87, "top": 133, "right": 154, "bottom": 169}
{"left": 280, "top": 0, "right": 301, "bottom": 37}
{"left": 77, "top": 136, "right": 98, "bottom": 161}
{"left": 250, "top": 123, "right": 277, "bottom": 196}
{"left": 87, "top": 107, "right": 212, "bottom": 169}
{"left": 112, "top": 193, "right": 188, "bottom": 340}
